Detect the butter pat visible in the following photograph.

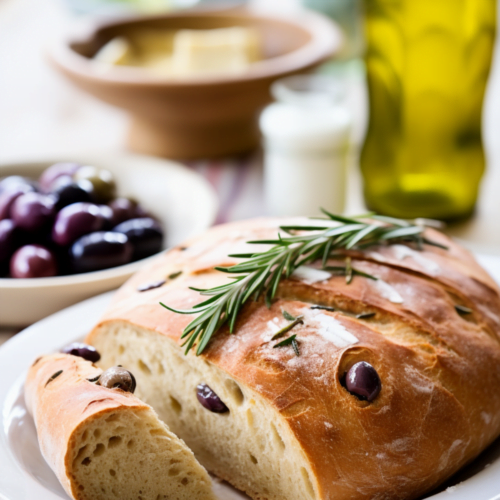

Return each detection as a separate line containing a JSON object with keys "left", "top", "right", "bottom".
{"left": 93, "top": 37, "right": 133, "bottom": 66}
{"left": 171, "top": 27, "right": 261, "bottom": 76}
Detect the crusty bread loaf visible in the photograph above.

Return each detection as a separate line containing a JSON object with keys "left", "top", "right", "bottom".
{"left": 25, "top": 353, "right": 217, "bottom": 500}
{"left": 87, "top": 217, "right": 500, "bottom": 500}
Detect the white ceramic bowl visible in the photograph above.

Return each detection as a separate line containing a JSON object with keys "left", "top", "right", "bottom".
{"left": 0, "top": 153, "right": 218, "bottom": 327}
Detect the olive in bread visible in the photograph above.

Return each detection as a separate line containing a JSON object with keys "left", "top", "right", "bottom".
{"left": 87, "top": 217, "right": 500, "bottom": 500}
{"left": 25, "top": 352, "right": 217, "bottom": 500}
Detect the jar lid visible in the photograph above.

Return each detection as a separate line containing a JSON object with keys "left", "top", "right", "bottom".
{"left": 260, "top": 102, "right": 351, "bottom": 150}
{"left": 260, "top": 74, "right": 351, "bottom": 150}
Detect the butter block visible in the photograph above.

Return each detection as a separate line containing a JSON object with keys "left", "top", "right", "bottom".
{"left": 93, "top": 37, "right": 133, "bottom": 66}
{"left": 171, "top": 27, "right": 261, "bottom": 76}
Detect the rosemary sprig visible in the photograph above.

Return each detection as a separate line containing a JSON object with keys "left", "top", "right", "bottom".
{"left": 161, "top": 209, "right": 446, "bottom": 355}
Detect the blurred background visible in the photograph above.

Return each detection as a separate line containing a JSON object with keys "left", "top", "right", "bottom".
{"left": 1, "top": 0, "right": 500, "bottom": 335}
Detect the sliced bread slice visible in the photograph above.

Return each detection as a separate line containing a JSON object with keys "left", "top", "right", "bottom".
{"left": 25, "top": 353, "right": 217, "bottom": 500}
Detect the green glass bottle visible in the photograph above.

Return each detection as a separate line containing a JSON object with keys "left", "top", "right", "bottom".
{"left": 361, "top": 0, "right": 496, "bottom": 220}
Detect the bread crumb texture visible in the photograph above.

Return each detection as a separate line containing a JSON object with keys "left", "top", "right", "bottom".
{"left": 69, "top": 408, "right": 212, "bottom": 500}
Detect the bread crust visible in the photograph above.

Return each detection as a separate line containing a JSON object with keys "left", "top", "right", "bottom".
{"left": 25, "top": 354, "right": 146, "bottom": 498}
{"left": 88, "top": 218, "right": 500, "bottom": 500}
{"left": 25, "top": 354, "right": 216, "bottom": 500}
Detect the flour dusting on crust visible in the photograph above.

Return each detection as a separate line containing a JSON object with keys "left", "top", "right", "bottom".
{"left": 302, "top": 308, "right": 359, "bottom": 348}
{"left": 292, "top": 266, "right": 332, "bottom": 285}
{"left": 263, "top": 319, "right": 284, "bottom": 341}
{"left": 391, "top": 245, "right": 441, "bottom": 276}
{"left": 373, "top": 279, "right": 404, "bottom": 304}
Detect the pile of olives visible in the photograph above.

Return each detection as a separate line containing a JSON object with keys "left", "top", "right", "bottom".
{"left": 0, "top": 162, "right": 164, "bottom": 278}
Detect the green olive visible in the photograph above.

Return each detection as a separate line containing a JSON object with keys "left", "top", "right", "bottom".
{"left": 74, "top": 166, "right": 116, "bottom": 203}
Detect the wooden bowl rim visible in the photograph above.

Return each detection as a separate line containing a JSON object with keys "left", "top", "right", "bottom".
{"left": 49, "top": 9, "right": 343, "bottom": 88}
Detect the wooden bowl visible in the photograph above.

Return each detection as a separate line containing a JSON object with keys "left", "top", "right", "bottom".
{"left": 50, "top": 9, "right": 341, "bottom": 159}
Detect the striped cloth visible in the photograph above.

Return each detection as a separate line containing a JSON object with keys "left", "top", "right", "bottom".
{"left": 186, "top": 151, "right": 265, "bottom": 224}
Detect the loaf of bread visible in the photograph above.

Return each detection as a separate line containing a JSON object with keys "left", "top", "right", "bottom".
{"left": 25, "top": 353, "right": 217, "bottom": 500}
{"left": 87, "top": 217, "right": 500, "bottom": 500}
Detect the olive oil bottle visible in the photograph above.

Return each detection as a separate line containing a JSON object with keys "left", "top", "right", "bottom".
{"left": 361, "top": 0, "right": 496, "bottom": 220}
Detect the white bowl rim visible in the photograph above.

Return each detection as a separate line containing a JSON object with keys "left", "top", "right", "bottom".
{"left": 0, "top": 255, "right": 156, "bottom": 289}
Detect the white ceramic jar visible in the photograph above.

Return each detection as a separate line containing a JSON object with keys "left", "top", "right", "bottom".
{"left": 260, "top": 74, "right": 351, "bottom": 217}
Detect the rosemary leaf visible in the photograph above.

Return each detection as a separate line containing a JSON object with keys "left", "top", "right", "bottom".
{"left": 380, "top": 225, "right": 423, "bottom": 240}
{"left": 345, "top": 257, "right": 353, "bottom": 284}
{"left": 292, "top": 339, "right": 300, "bottom": 356}
{"left": 322, "top": 265, "right": 378, "bottom": 282}
{"left": 265, "top": 294, "right": 273, "bottom": 309}
{"left": 372, "top": 214, "right": 410, "bottom": 227}
{"left": 320, "top": 209, "right": 365, "bottom": 225}
{"left": 280, "top": 225, "right": 330, "bottom": 231}
{"left": 282, "top": 310, "right": 296, "bottom": 321}
{"left": 268, "top": 259, "right": 287, "bottom": 301}
{"left": 324, "top": 265, "right": 348, "bottom": 274}
{"left": 273, "top": 334, "right": 297, "bottom": 348}
{"left": 322, "top": 236, "right": 334, "bottom": 268}
{"left": 196, "top": 304, "right": 224, "bottom": 355}
{"left": 353, "top": 269, "right": 378, "bottom": 281}
{"left": 422, "top": 238, "right": 448, "bottom": 250}
{"left": 182, "top": 324, "right": 203, "bottom": 354}
{"left": 345, "top": 224, "right": 379, "bottom": 249}
{"left": 271, "top": 317, "right": 304, "bottom": 340}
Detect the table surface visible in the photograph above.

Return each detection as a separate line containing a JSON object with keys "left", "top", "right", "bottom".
{"left": 2, "top": 0, "right": 500, "bottom": 345}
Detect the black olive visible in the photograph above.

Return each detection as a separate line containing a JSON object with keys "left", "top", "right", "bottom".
{"left": 196, "top": 383, "right": 229, "bottom": 413}
{"left": 137, "top": 279, "right": 166, "bottom": 292}
{"left": 51, "top": 177, "right": 94, "bottom": 211}
{"left": 113, "top": 217, "right": 163, "bottom": 261}
{"left": 344, "top": 361, "right": 381, "bottom": 402}
{"left": 61, "top": 342, "right": 101, "bottom": 363}
{"left": 455, "top": 304, "right": 472, "bottom": 315}
{"left": 310, "top": 305, "right": 335, "bottom": 312}
{"left": 45, "top": 370, "right": 63, "bottom": 387}
{"left": 70, "top": 231, "right": 132, "bottom": 273}
{"left": 97, "top": 366, "right": 136, "bottom": 393}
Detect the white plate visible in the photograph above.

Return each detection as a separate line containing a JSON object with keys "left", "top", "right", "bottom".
{"left": 0, "top": 153, "right": 218, "bottom": 327}
{"left": 1, "top": 254, "right": 500, "bottom": 500}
